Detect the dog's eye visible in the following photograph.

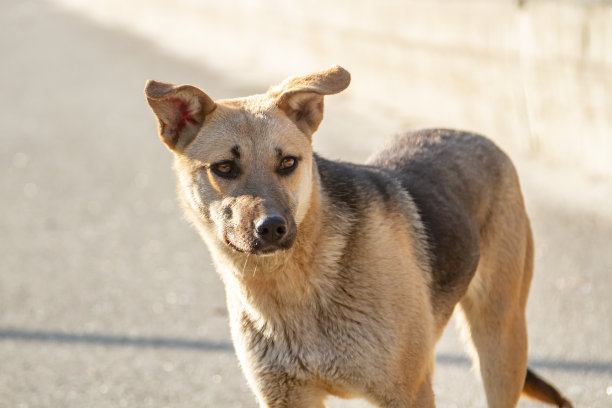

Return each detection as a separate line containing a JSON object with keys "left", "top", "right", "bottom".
{"left": 278, "top": 156, "right": 298, "bottom": 175}
{"left": 211, "top": 161, "right": 239, "bottom": 179}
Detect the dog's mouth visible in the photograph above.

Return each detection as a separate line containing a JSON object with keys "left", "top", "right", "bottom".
{"left": 224, "top": 237, "right": 246, "bottom": 253}
{"left": 223, "top": 234, "right": 295, "bottom": 256}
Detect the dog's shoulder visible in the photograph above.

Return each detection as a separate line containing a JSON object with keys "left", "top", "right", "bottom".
{"left": 313, "top": 152, "right": 432, "bottom": 276}
{"left": 314, "top": 154, "right": 402, "bottom": 213}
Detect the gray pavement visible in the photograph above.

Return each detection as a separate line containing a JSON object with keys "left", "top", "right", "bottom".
{"left": 1, "top": 1, "right": 611, "bottom": 407}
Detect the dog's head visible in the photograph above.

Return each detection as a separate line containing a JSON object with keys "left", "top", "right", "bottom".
{"left": 145, "top": 66, "right": 350, "bottom": 256}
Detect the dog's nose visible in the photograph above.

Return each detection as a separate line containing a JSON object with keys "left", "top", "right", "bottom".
{"left": 255, "top": 216, "right": 287, "bottom": 243}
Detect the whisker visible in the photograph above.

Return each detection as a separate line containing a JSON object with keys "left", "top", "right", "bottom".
{"left": 242, "top": 253, "right": 250, "bottom": 275}
{"left": 253, "top": 257, "right": 259, "bottom": 277}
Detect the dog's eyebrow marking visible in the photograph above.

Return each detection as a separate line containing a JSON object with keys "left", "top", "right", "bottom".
{"left": 231, "top": 145, "right": 241, "bottom": 159}
{"left": 275, "top": 147, "right": 302, "bottom": 161}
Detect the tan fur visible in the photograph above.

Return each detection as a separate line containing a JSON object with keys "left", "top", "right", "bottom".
{"left": 144, "top": 66, "right": 572, "bottom": 408}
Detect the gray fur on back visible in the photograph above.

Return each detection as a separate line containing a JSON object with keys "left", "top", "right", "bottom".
{"left": 317, "top": 128, "right": 514, "bottom": 320}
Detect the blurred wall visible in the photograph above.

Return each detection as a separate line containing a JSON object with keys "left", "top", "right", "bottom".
{"left": 50, "top": 0, "right": 612, "bottom": 176}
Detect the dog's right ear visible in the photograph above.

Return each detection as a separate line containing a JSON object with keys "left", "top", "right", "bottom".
{"left": 144, "top": 80, "right": 216, "bottom": 151}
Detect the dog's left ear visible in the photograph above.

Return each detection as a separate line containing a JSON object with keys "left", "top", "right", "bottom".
{"left": 271, "top": 65, "right": 351, "bottom": 136}
{"left": 144, "top": 80, "right": 216, "bottom": 151}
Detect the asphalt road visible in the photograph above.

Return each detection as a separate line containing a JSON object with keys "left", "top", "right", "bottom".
{"left": 1, "top": 1, "right": 611, "bottom": 407}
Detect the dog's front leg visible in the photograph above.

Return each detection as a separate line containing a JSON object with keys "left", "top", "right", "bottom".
{"left": 365, "top": 374, "right": 435, "bottom": 408}
{"left": 251, "top": 370, "right": 327, "bottom": 408}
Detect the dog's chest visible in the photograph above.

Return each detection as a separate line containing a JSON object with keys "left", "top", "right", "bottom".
{"left": 235, "top": 305, "right": 375, "bottom": 382}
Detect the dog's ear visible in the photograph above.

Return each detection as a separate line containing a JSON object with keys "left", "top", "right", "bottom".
{"left": 144, "top": 80, "right": 216, "bottom": 151}
{"left": 271, "top": 65, "right": 351, "bottom": 136}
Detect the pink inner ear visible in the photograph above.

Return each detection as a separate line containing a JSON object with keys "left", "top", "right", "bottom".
{"left": 165, "top": 97, "right": 196, "bottom": 134}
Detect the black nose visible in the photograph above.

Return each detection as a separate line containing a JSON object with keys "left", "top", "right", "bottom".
{"left": 255, "top": 216, "right": 287, "bottom": 243}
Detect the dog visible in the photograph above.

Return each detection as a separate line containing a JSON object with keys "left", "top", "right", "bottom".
{"left": 144, "top": 66, "right": 572, "bottom": 408}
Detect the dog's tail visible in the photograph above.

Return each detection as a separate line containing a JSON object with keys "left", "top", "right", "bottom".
{"left": 522, "top": 368, "right": 573, "bottom": 408}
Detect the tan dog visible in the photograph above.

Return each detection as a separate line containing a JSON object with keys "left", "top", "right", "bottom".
{"left": 144, "top": 66, "right": 572, "bottom": 408}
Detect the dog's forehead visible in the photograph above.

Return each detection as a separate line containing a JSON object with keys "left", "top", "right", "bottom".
{"left": 185, "top": 97, "right": 307, "bottom": 161}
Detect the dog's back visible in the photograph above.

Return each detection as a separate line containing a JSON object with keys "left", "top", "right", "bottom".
{"left": 369, "top": 129, "right": 518, "bottom": 325}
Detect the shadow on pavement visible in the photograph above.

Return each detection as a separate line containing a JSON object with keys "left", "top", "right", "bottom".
{"left": 0, "top": 327, "right": 233, "bottom": 352}
{"left": 2, "top": 327, "right": 610, "bottom": 374}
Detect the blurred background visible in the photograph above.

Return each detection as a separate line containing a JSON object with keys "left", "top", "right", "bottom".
{"left": 1, "top": 0, "right": 610, "bottom": 407}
